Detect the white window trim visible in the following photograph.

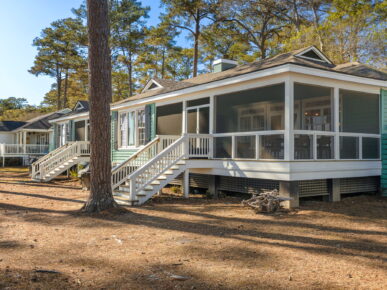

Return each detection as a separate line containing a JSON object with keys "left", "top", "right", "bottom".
{"left": 118, "top": 107, "right": 146, "bottom": 150}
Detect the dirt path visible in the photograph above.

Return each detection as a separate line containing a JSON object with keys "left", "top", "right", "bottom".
{"left": 0, "top": 167, "right": 386, "bottom": 289}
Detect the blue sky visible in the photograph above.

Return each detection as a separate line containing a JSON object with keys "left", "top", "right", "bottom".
{"left": 0, "top": 0, "right": 168, "bottom": 106}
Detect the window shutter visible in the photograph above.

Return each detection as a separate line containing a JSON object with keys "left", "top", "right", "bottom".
{"left": 111, "top": 111, "right": 118, "bottom": 150}
{"left": 145, "top": 104, "right": 152, "bottom": 143}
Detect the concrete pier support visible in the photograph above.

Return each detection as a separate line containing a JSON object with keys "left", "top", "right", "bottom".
{"left": 330, "top": 178, "right": 341, "bottom": 202}
{"left": 280, "top": 181, "right": 299, "bottom": 208}
{"left": 183, "top": 169, "right": 190, "bottom": 198}
{"left": 208, "top": 175, "right": 219, "bottom": 198}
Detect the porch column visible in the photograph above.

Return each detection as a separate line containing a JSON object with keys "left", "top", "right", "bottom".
{"left": 182, "top": 101, "right": 187, "bottom": 134}
{"left": 280, "top": 180, "right": 299, "bottom": 208}
{"left": 284, "top": 77, "right": 294, "bottom": 161}
{"left": 183, "top": 169, "right": 189, "bottom": 198}
{"left": 209, "top": 95, "right": 214, "bottom": 134}
{"left": 22, "top": 131, "right": 27, "bottom": 154}
{"left": 333, "top": 87, "right": 340, "bottom": 159}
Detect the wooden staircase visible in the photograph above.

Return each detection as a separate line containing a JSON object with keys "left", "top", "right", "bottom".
{"left": 112, "top": 135, "right": 187, "bottom": 205}
{"left": 31, "top": 141, "right": 90, "bottom": 182}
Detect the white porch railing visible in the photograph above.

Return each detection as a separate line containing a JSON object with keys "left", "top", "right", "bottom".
{"left": 39, "top": 141, "right": 90, "bottom": 179}
{"left": 31, "top": 143, "right": 73, "bottom": 179}
{"left": 128, "top": 135, "right": 186, "bottom": 201}
{"left": 0, "top": 144, "right": 49, "bottom": 156}
{"left": 112, "top": 135, "right": 180, "bottom": 190}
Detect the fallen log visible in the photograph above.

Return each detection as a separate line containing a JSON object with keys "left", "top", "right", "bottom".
{"left": 241, "top": 189, "right": 292, "bottom": 213}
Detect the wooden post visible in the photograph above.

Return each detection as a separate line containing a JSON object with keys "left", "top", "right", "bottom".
{"left": 280, "top": 181, "right": 299, "bottom": 208}
{"left": 183, "top": 169, "right": 189, "bottom": 198}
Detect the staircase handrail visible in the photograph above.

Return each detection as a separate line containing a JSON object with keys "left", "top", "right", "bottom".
{"left": 129, "top": 135, "right": 187, "bottom": 197}
{"left": 111, "top": 136, "right": 160, "bottom": 189}
{"left": 39, "top": 141, "right": 90, "bottom": 179}
{"left": 31, "top": 142, "right": 74, "bottom": 178}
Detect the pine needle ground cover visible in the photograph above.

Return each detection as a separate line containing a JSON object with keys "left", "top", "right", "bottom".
{"left": 0, "top": 167, "right": 386, "bottom": 289}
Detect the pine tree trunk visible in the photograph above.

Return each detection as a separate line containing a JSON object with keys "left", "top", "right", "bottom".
{"left": 82, "top": 0, "right": 117, "bottom": 213}
{"left": 127, "top": 51, "right": 133, "bottom": 97}
{"left": 193, "top": 10, "right": 200, "bottom": 77}
{"left": 63, "top": 70, "right": 69, "bottom": 109}
{"left": 56, "top": 66, "right": 62, "bottom": 110}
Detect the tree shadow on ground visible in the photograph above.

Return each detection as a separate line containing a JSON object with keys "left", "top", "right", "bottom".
{"left": 1, "top": 200, "right": 386, "bottom": 270}
{"left": 0, "top": 268, "right": 77, "bottom": 290}
{"left": 0, "top": 190, "right": 84, "bottom": 204}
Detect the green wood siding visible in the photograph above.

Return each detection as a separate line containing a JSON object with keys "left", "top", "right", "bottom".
{"left": 381, "top": 89, "right": 387, "bottom": 196}
{"left": 111, "top": 104, "right": 157, "bottom": 164}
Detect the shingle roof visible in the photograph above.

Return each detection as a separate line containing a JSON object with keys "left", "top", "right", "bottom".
{"left": 53, "top": 100, "right": 90, "bottom": 120}
{"left": 0, "top": 121, "right": 26, "bottom": 132}
{"left": 113, "top": 46, "right": 386, "bottom": 106}
{"left": 18, "top": 111, "right": 68, "bottom": 130}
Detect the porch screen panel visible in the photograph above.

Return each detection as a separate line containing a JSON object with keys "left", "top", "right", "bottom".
{"left": 156, "top": 103, "right": 182, "bottom": 135}
{"left": 214, "top": 137, "right": 232, "bottom": 158}
{"left": 340, "top": 136, "right": 359, "bottom": 159}
{"left": 339, "top": 90, "right": 379, "bottom": 134}
{"left": 199, "top": 107, "right": 209, "bottom": 134}
{"left": 215, "top": 83, "right": 285, "bottom": 133}
{"left": 187, "top": 109, "right": 197, "bottom": 134}
{"left": 260, "top": 135, "right": 284, "bottom": 159}
{"left": 294, "top": 83, "right": 333, "bottom": 131}
{"left": 75, "top": 120, "right": 86, "bottom": 141}
{"left": 362, "top": 137, "right": 379, "bottom": 159}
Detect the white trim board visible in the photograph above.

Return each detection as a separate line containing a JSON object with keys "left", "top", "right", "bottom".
{"left": 112, "top": 64, "right": 386, "bottom": 111}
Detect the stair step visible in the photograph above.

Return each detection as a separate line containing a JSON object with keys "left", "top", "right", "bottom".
{"left": 176, "top": 160, "right": 186, "bottom": 165}
{"left": 157, "top": 175, "right": 167, "bottom": 180}
{"left": 113, "top": 191, "right": 131, "bottom": 198}
{"left": 170, "top": 165, "right": 180, "bottom": 170}
{"left": 164, "top": 170, "right": 174, "bottom": 175}
{"left": 143, "top": 185, "right": 154, "bottom": 191}
{"left": 136, "top": 192, "right": 147, "bottom": 197}
{"left": 150, "top": 180, "right": 160, "bottom": 185}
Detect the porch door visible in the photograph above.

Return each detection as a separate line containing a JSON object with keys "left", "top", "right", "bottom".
{"left": 187, "top": 105, "right": 210, "bottom": 134}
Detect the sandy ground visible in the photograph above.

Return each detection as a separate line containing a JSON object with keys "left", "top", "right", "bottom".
{"left": 0, "top": 167, "right": 386, "bottom": 290}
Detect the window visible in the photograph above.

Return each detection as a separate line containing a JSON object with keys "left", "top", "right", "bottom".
{"left": 137, "top": 109, "right": 146, "bottom": 146}
{"left": 215, "top": 83, "right": 285, "bottom": 133}
{"left": 119, "top": 113, "right": 128, "bottom": 147}
{"left": 294, "top": 83, "right": 333, "bottom": 131}
{"left": 340, "top": 90, "right": 379, "bottom": 134}
{"left": 118, "top": 108, "right": 145, "bottom": 148}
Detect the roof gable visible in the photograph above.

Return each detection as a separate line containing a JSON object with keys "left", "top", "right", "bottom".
{"left": 295, "top": 46, "right": 332, "bottom": 64}
{"left": 142, "top": 79, "right": 163, "bottom": 93}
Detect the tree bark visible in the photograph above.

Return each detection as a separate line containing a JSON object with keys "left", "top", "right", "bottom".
{"left": 63, "top": 70, "right": 69, "bottom": 109}
{"left": 193, "top": 9, "right": 200, "bottom": 77}
{"left": 82, "top": 0, "right": 117, "bottom": 213}
{"left": 56, "top": 65, "right": 62, "bottom": 110}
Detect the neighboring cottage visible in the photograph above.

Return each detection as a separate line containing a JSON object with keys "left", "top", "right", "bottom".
{"left": 35, "top": 46, "right": 387, "bottom": 207}
{"left": 0, "top": 109, "right": 70, "bottom": 165}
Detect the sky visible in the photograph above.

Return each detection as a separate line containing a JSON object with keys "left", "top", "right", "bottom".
{"left": 0, "top": 0, "right": 165, "bottom": 106}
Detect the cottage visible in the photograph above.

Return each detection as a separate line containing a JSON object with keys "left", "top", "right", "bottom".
{"left": 0, "top": 109, "right": 70, "bottom": 166}
{"left": 33, "top": 46, "right": 387, "bottom": 207}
